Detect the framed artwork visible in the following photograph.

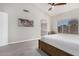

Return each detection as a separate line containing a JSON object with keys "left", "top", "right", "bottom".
{"left": 18, "top": 18, "right": 33, "bottom": 27}
{"left": 57, "top": 18, "right": 78, "bottom": 34}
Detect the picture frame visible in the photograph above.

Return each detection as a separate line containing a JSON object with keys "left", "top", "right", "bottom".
{"left": 57, "top": 18, "right": 78, "bottom": 34}
{"left": 18, "top": 18, "right": 34, "bottom": 27}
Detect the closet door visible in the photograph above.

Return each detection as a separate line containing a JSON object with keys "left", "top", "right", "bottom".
{"left": 41, "top": 19, "right": 48, "bottom": 36}
{"left": 0, "top": 12, "right": 8, "bottom": 46}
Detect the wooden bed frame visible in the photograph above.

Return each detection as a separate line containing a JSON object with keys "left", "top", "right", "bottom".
{"left": 39, "top": 40, "right": 73, "bottom": 56}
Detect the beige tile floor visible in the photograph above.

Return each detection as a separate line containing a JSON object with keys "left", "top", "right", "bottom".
{"left": 0, "top": 40, "right": 47, "bottom": 56}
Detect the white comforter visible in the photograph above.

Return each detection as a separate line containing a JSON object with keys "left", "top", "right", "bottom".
{"left": 41, "top": 34, "right": 79, "bottom": 56}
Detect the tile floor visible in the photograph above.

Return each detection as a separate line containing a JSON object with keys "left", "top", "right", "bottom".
{"left": 0, "top": 40, "right": 47, "bottom": 56}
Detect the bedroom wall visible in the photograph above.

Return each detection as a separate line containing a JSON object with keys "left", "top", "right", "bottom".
{"left": 0, "top": 3, "right": 50, "bottom": 43}
{"left": 0, "top": 4, "right": 4, "bottom": 12}
{"left": 50, "top": 8, "right": 79, "bottom": 33}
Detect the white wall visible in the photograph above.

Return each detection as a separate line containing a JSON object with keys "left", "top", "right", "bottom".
{"left": 50, "top": 8, "right": 79, "bottom": 33}
{"left": 0, "top": 3, "right": 50, "bottom": 43}
{"left": 0, "top": 4, "right": 4, "bottom": 12}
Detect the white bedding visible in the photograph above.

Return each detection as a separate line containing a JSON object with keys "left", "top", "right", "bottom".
{"left": 41, "top": 34, "right": 79, "bottom": 56}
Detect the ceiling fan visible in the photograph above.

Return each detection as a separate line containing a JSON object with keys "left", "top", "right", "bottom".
{"left": 48, "top": 3, "right": 66, "bottom": 11}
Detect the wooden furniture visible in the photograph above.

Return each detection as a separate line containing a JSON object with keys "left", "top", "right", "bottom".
{"left": 48, "top": 31, "right": 56, "bottom": 34}
{"left": 39, "top": 40, "right": 73, "bottom": 56}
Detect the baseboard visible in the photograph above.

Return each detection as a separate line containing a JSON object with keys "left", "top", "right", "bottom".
{"left": 8, "top": 38, "right": 40, "bottom": 45}
{"left": 0, "top": 42, "right": 8, "bottom": 47}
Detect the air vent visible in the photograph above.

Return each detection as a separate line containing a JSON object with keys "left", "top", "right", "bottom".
{"left": 23, "top": 9, "right": 29, "bottom": 12}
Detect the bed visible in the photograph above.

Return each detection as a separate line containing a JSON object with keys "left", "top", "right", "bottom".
{"left": 39, "top": 34, "right": 79, "bottom": 56}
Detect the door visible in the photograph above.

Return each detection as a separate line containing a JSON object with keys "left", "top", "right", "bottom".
{"left": 41, "top": 19, "right": 48, "bottom": 36}
{"left": 0, "top": 12, "right": 8, "bottom": 46}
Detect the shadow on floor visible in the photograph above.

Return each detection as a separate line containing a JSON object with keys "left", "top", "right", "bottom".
{"left": 36, "top": 49, "right": 48, "bottom": 56}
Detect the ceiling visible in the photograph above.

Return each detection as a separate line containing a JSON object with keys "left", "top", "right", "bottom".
{"left": 33, "top": 3, "right": 79, "bottom": 16}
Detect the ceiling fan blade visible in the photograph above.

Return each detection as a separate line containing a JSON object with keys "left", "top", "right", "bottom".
{"left": 48, "top": 7, "right": 52, "bottom": 11}
{"left": 55, "top": 3, "right": 66, "bottom": 6}
{"left": 48, "top": 3, "right": 66, "bottom": 6}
